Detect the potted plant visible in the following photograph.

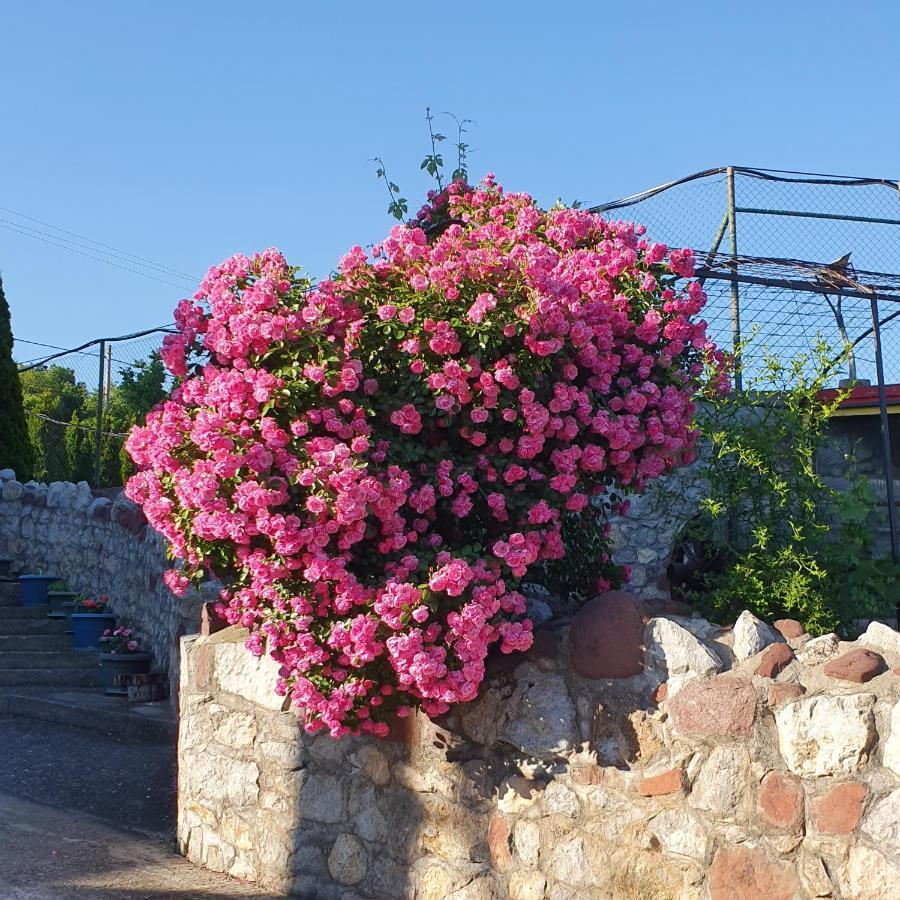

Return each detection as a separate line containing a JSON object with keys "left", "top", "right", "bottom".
{"left": 18, "top": 572, "right": 61, "bottom": 608}
{"left": 47, "top": 581, "right": 77, "bottom": 619}
{"left": 98, "top": 627, "right": 152, "bottom": 695}
{"left": 70, "top": 594, "right": 116, "bottom": 651}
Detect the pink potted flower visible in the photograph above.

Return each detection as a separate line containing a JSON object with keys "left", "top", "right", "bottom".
{"left": 97, "top": 626, "right": 152, "bottom": 696}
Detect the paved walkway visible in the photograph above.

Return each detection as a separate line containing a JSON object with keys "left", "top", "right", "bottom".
{"left": 0, "top": 716, "right": 273, "bottom": 898}
{"left": 0, "top": 793, "right": 273, "bottom": 898}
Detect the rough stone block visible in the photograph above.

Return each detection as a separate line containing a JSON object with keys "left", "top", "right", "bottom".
{"left": 644, "top": 617, "right": 722, "bottom": 682}
{"left": 811, "top": 782, "right": 867, "bottom": 835}
{"left": 757, "top": 770, "right": 804, "bottom": 831}
{"left": 860, "top": 787, "right": 900, "bottom": 856}
{"left": 841, "top": 845, "right": 900, "bottom": 899}
{"left": 823, "top": 647, "right": 885, "bottom": 683}
{"left": 668, "top": 677, "right": 757, "bottom": 738}
{"left": 708, "top": 845, "right": 800, "bottom": 900}
{"left": 299, "top": 772, "right": 347, "bottom": 824}
{"left": 212, "top": 635, "right": 284, "bottom": 712}
{"left": 775, "top": 693, "right": 875, "bottom": 777}
{"left": 569, "top": 591, "right": 645, "bottom": 678}
{"left": 689, "top": 745, "right": 749, "bottom": 819}
{"left": 884, "top": 701, "right": 900, "bottom": 776}
{"left": 327, "top": 833, "right": 367, "bottom": 886}
{"left": 733, "top": 610, "right": 781, "bottom": 661}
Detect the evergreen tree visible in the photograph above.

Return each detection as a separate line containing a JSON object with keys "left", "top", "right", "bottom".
{"left": 0, "top": 277, "right": 34, "bottom": 480}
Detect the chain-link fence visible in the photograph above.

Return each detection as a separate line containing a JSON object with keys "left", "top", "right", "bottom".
{"left": 17, "top": 327, "right": 174, "bottom": 488}
{"left": 592, "top": 167, "right": 900, "bottom": 385}
{"left": 594, "top": 166, "right": 900, "bottom": 570}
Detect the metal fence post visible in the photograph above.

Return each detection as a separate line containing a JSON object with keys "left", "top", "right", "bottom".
{"left": 94, "top": 340, "right": 106, "bottom": 487}
{"left": 726, "top": 166, "right": 743, "bottom": 390}
{"left": 870, "top": 296, "right": 900, "bottom": 568}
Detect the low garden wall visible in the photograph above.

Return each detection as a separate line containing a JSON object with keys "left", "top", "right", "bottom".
{"left": 0, "top": 469, "right": 207, "bottom": 693}
{"left": 178, "top": 598, "right": 900, "bottom": 899}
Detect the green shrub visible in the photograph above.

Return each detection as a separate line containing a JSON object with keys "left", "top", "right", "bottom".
{"left": 681, "top": 341, "right": 899, "bottom": 636}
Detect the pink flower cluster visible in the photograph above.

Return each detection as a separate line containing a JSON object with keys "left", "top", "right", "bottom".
{"left": 125, "top": 176, "right": 725, "bottom": 738}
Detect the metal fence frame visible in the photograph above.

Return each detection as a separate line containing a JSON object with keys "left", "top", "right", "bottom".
{"left": 17, "top": 325, "right": 175, "bottom": 487}
{"left": 594, "top": 166, "right": 900, "bottom": 567}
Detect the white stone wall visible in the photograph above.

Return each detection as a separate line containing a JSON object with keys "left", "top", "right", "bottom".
{"left": 177, "top": 609, "right": 900, "bottom": 899}
{"left": 609, "top": 463, "right": 707, "bottom": 601}
{"left": 0, "top": 470, "right": 203, "bottom": 693}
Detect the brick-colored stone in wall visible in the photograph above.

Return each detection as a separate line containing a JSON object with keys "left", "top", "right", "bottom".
{"left": 811, "top": 782, "right": 867, "bottom": 834}
{"left": 773, "top": 619, "right": 805, "bottom": 639}
{"left": 823, "top": 648, "right": 885, "bottom": 684}
{"left": 767, "top": 682, "right": 805, "bottom": 706}
{"left": 754, "top": 643, "right": 794, "bottom": 678}
{"left": 708, "top": 845, "right": 801, "bottom": 900}
{"left": 669, "top": 677, "right": 757, "bottom": 737}
{"left": 569, "top": 591, "right": 645, "bottom": 679}
{"left": 757, "top": 771, "right": 804, "bottom": 831}
{"left": 639, "top": 768, "right": 683, "bottom": 796}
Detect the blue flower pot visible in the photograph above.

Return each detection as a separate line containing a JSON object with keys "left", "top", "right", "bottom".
{"left": 71, "top": 613, "right": 117, "bottom": 651}
{"left": 19, "top": 575, "right": 59, "bottom": 608}
{"left": 99, "top": 652, "right": 152, "bottom": 695}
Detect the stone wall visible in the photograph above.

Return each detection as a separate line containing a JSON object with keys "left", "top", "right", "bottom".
{"left": 609, "top": 463, "right": 706, "bottom": 602}
{"left": 177, "top": 598, "right": 900, "bottom": 899}
{"left": 0, "top": 469, "right": 202, "bottom": 691}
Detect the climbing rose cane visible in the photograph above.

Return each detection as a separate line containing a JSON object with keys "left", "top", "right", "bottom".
{"left": 125, "top": 176, "right": 725, "bottom": 737}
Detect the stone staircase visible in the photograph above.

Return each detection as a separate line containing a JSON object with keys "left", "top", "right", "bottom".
{"left": 0, "top": 575, "right": 174, "bottom": 741}
{"left": 0, "top": 581, "right": 101, "bottom": 687}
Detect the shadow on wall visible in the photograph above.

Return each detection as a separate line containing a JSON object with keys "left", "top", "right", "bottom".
{"left": 178, "top": 625, "right": 432, "bottom": 898}
{"left": 178, "top": 600, "right": 900, "bottom": 899}
{"left": 177, "top": 619, "right": 696, "bottom": 899}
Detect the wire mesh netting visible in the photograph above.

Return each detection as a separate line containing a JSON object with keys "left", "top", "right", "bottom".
{"left": 16, "top": 328, "right": 174, "bottom": 488}
{"left": 14, "top": 166, "right": 900, "bottom": 499}
{"left": 592, "top": 167, "right": 900, "bottom": 385}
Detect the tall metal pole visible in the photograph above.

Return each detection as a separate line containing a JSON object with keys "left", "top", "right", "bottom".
{"left": 104, "top": 344, "right": 112, "bottom": 406}
{"left": 94, "top": 340, "right": 106, "bottom": 487}
{"left": 869, "top": 295, "right": 900, "bottom": 569}
{"left": 726, "top": 167, "right": 743, "bottom": 390}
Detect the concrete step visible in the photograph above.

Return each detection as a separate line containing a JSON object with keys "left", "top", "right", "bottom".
{"left": 0, "top": 634, "right": 70, "bottom": 652}
{"left": 0, "top": 651, "right": 99, "bottom": 671}
{"left": 0, "top": 605, "right": 50, "bottom": 619}
{"left": 0, "top": 687, "right": 175, "bottom": 742}
{"left": 0, "top": 619, "right": 67, "bottom": 636}
{"left": 0, "top": 668, "right": 101, "bottom": 687}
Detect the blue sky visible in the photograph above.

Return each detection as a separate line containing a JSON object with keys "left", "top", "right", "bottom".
{"left": 3, "top": 1, "right": 899, "bottom": 361}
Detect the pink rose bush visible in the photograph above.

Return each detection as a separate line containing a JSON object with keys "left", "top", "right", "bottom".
{"left": 125, "top": 176, "right": 725, "bottom": 738}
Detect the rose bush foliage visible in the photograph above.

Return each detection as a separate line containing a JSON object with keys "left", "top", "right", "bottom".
{"left": 125, "top": 176, "right": 724, "bottom": 737}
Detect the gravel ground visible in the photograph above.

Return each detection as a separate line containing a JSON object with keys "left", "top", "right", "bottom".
{"left": 0, "top": 716, "right": 274, "bottom": 898}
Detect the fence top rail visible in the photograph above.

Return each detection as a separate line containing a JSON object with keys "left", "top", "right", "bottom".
{"left": 590, "top": 165, "right": 900, "bottom": 214}
{"left": 17, "top": 324, "right": 176, "bottom": 372}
